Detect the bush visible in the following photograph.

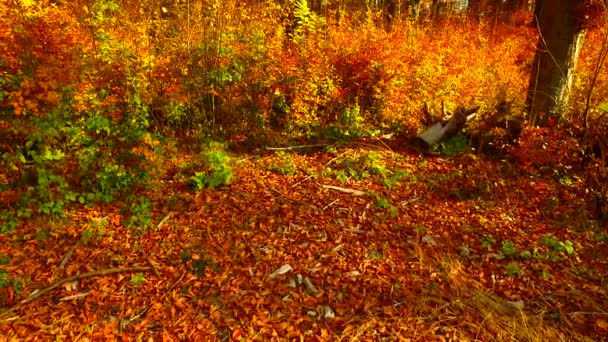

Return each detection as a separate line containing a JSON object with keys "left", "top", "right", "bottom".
{"left": 188, "top": 142, "right": 234, "bottom": 190}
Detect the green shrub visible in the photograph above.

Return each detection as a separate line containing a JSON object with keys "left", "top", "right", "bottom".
{"left": 188, "top": 142, "right": 233, "bottom": 190}
{"left": 267, "top": 151, "right": 298, "bottom": 176}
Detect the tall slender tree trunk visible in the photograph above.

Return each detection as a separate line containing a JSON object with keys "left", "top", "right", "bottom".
{"left": 526, "top": 0, "right": 586, "bottom": 123}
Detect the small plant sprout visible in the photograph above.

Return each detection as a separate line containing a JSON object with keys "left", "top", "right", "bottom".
{"left": 129, "top": 273, "right": 146, "bottom": 286}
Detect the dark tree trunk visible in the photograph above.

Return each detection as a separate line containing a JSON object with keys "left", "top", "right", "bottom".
{"left": 504, "top": 0, "right": 528, "bottom": 12}
{"left": 430, "top": 0, "right": 441, "bottom": 20}
{"left": 526, "top": 0, "right": 585, "bottom": 123}
{"left": 467, "top": 0, "right": 482, "bottom": 22}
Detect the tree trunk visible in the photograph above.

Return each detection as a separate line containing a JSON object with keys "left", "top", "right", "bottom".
{"left": 467, "top": 0, "right": 481, "bottom": 22}
{"left": 525, "top": 0, "right": 586, "bottom": 124}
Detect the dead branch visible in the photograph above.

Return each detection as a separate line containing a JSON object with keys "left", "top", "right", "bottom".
{"left": 157, "top": 211, "right": 174, "bottom": 230}
{"left": 321, "top": 184, "right": 368, "bottom": 196}
{"left": 58, "top": 241, "right": 80, "bottom": 270}
{"left": 146, "top": 257, "right": 161, "bottom": 277}
{"left": 266, "top": 144, "right": 326, "bottom": 151}
{"left": 2, "top": 266, "right": 152, "bottom": 314}
{"left": 322, "top": 199, "right": 338, "bottom": 210}
{"left": 292, "top": 174, "right": 314, "bottom": 188}
{"left": 59, "top": 292, "right": 90, "bottom": 301}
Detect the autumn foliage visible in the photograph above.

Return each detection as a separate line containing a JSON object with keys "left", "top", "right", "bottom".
{"left": 0, "top": 0, "right": 607, "bottom": 340}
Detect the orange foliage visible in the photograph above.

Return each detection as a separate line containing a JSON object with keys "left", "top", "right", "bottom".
{"left": 510, "top": 127, "right": 583, "bottom": 171}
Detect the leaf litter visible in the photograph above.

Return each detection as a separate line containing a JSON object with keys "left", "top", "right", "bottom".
{"left": 0, "top": 144, "right": 607, "bottom": 341}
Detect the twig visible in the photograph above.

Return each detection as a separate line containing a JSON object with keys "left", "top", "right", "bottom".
{"left": 266, "top": 144, "right": 326, "bottom": 151}
{"left": 374, "top": 136, "right": 395, "bottom": 154}
{"left": 2, "top": 266, "right": 152, "bottom": 314}
{"left": 58, "top": 241, "right": 80, "bottom": 270}
{"left": 291, "top": 174, "right": 314, "bottom": 188}
{"left": 400, "top": 196, "right": 421, "bottom": 207}
{"left": 146, "top": 257, "right": 161, "bottom": 277}
{"left": 345, "top": 228, "right": 368, "bottom": 234}
{"left": 157, "top": 211, "right": 174, "bottom": 230}
{"left": 59, "top": 292, "right": 90, "bottom": 301}
{"left": 354, "top": 140, "right": 395, "bottom": 155}
{"left": 321, "top": 184, "right": 368, "bottom": 196}
{"left": 322, "top": 199, "right": 338, "bottom": 210}
{"left": 325, "top": 151, "right": 350, "bottom": 166}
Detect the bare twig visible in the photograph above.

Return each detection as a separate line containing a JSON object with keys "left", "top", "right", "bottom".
{"left": 59, "top": 292, "right": 90, "bottom": 301}
{"left": 400, "top": 196, "right": 421, "bottom": 207}
{"left": 354, "top": 141, "right": 395, "bottom": 154}
{"left": 321, "top": 184, "right": 368, "bottom": 196}
{"left": 292, "top": 174, "right": 314, "bottom": 188}
{"left": 324, "top": 151, "right": 351, "bottom": 167}
{"left": 322, "top": 199, "right": 338, "bottom": 210}
{"left": 157, "top": 211, "right": 175, "bottom": 230}
{"left": 2, "top": 266, "right": 152, "bottom": 314}
{"left": 374, "top": 136, "right": 395, "bottom": 154}
{"left": 58, "top": 241, "right": 80, "bottom": 270}
{"left": 266, "top": 144, "right": 326, "bottom": 151}
{"left": 146, "top": 257, "right": 161, "bottom": 277}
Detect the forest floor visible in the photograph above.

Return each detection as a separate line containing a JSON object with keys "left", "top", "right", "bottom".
{"left": 0, "top": 138, "right": 607, "bottom": 341}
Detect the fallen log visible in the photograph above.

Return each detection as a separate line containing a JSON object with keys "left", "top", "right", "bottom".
{"left": 415, "top": 105, "right": 479, "bottom": 149}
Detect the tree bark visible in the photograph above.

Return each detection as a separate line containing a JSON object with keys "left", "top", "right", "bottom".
{"left": 467, "top": 0, "right": 482, "bottom": 22}
{"left": 525, "top": 0, "right": 586, "bottom": 123}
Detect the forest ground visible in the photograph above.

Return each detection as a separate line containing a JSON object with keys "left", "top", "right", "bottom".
{"left": 0, "top": 136, "right": 607, "bottom": 341}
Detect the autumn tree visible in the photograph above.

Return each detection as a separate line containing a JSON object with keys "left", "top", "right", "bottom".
{"left": 526, "top": 0, "right": 586, "bottom": 123}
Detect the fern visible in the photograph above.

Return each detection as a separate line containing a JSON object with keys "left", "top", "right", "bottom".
{"left": 293, "top": 0, "right": 326, "bottom": 40}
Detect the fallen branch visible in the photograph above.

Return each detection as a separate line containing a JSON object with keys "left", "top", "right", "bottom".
{"left": 59, "top": 292, "right": 90, "bottom": 301}
{"left": 157, "top": 211, "right": 174, "bottom": 230}
{"left": 2, "top": 266, "right": 152, "bottom": 314}
{"left": 322, "top": 199, "right": 339, "bottom": 210}
{"left": 292, "top": 174, "right": 314, "bottom": 188}
{"left": 266, "top": 144, "right": 326, "bottom": 151}
{"left": 58, "top": 241, "right": 80, "bottom": 270}
{"left": 321, "top": 184, "right": 368, "bottom": 196}
{"left": 146, "top": 257, "right": 161, "bottom": 277}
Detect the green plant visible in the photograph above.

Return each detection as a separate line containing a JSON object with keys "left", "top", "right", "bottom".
{"left": 367, "top": 249, "right": 383, "bottom": 261}
{"left": 0, "top": 255, "right": 10, "bottom": 265}
{"left": 0, "top": 270, "right": 9, "bottom": 288}
{"left": 335, "top": 170, "right": 349, "bottom": 183}
{"left": 376, "top": 197, "right": 391, "bottom": 209}
{"left": 82, "top": 217, "right": 109, "bottom": 245}
{"left": 94, "top": 163, "right": 137, "bottom": 202}
{"left": 0, "top": 209, "right": 19, "bottom": 234}
{"left": 363, "top": 151, "right": 389, "bottom": 178}
{"left": 129, "top": 272, "right": 146, "bottom": 286}
{"left": 541, "top": 235, "right": 575, "bottom": 256}
{"left": 13, "top": 277, "right": 24, "bottom": 294}
{"left": 504, "top": 262, "right": 523, "bottom": 277}
{"left": 480, "top": 235, "right": 496, "bottom": 250}
{"left": 267, "top": 151, "right": 298, "bottom": 176}
{"left": 432, "top": 134, "right": 469, "bottom": 156}
{"left": 292, "top": 0, "right": 327, "bottom": 42}
{"left": 380, "top": 169, "right": 418, "bottom": 189}
{"left": 188, "top": 142, "right": 233, "bottom": 190}
{"left": 500, "top": 240, "right": 518, "bottom": 257}
{"left": 325, "top": 104, "right": 372, "bottom": 140}
{"left": 125, "top": 196, "right": 153, "bottom": 229}
{"left": 519, "top": 250, "right": 533, "bottom": 260}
